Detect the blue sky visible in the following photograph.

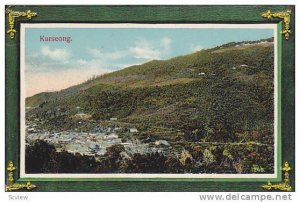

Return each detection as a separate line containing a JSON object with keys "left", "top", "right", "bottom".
{"left": 24, "top": 27, "right": 273, "bottom": 97}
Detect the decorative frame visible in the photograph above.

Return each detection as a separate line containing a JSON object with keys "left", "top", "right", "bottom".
{"left": 5, "top": 8, "right": 37, "bottom": 39}
{"left": 5, "top": 5, "right": 295, "bottom": 192}
{"left": 261, "top": 10, "right": 292, "bottom": 40}
{"left": 6, "top": 161, "right": 36, "bottom": 191}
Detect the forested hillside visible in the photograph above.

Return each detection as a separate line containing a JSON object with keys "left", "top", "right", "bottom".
{"left": 26, "top": 38, "right": 275, "bottom": 174}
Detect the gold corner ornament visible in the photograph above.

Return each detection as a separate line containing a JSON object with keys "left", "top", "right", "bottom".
{"left": 6, "top": 161, "right": 36, "bottom": 191}
{"left": 261, "top": 162, "right": 292, "bottom": 191}
{"left": 261, "top": 10, "right": 292, "bottom": 40}
{"left": 6, "top": 9, "right": 37, "bottom": 39}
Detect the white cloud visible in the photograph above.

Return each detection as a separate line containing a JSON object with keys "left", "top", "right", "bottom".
{"left": 88, "top": 48, "right": 127, "bottom": 60}
{"left": 41, "top": 46, "right": 71, "bottom": 61}
{"left": 129, "top": 37, "right": 172, "bottom": 60}
{"left": 191, "top": 45, "right": 204, "bottom": 52}
{"left": 88, "top": 48, "right": 102, "bottom": 58}
{"left": 87, "top": 37, "right": 172, "bottom": 63}
{"left": 129, "top": 46, "right": 160, "bottom": 60}
{"left": 76, "top": 59, "right": 89, "bottom": 65}
{"left": 161, "top": 37, "right": 172, "bottom": 52}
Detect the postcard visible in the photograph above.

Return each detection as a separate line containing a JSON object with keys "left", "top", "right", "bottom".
{"left": 19, "top": 23, "right": 278, "bottom": 179}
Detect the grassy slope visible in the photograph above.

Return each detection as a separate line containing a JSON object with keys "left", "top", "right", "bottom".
{"left": 26, "top": 40, "right": 274, "bottom": 144}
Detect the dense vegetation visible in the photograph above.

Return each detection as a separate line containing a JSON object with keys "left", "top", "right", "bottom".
{"left": 26, "top": 38, "right": 275, "bottom": 174}
{"left": 26, "top": 140, "right": 273, "bottom": 174}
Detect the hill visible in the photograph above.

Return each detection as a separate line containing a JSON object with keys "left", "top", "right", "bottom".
{"left": 26, "top": 38, "right": 274, "bottom": 145}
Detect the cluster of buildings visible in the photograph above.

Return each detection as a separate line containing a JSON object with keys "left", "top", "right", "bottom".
{"left": 26, "top": 129, "right": 123, "bottom": 157}
{"left": 25, "top": 123, "right": 166, "bottom": 159}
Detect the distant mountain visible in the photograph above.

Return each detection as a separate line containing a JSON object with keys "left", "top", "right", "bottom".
{"left": 26, "top": 38, "right": 274, "bottom": 144}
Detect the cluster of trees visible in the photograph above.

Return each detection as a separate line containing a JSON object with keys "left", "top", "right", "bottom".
{"left": 26, "top": 140, "right": 273, "bottom": 174}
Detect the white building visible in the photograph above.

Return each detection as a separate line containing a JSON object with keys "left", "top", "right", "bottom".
{"left": 129, "top": 128, "right": 138, "bottom": 133}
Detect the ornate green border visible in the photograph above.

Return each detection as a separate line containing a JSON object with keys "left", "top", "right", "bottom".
{"left": 5, "top": 5, "right": 295, "bottom": 192}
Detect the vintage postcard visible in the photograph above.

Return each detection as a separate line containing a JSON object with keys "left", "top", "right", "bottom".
{"left": 19, "top": 23, "right": 279, "bottom": 179}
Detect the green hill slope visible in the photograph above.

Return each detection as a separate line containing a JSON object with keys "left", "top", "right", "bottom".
{"left": 26, "top": 39, "right": 274, "bottom": 145}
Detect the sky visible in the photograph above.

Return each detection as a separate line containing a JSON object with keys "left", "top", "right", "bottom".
{"left": 24, "top": 27, "right": 274, "bottom": 97}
